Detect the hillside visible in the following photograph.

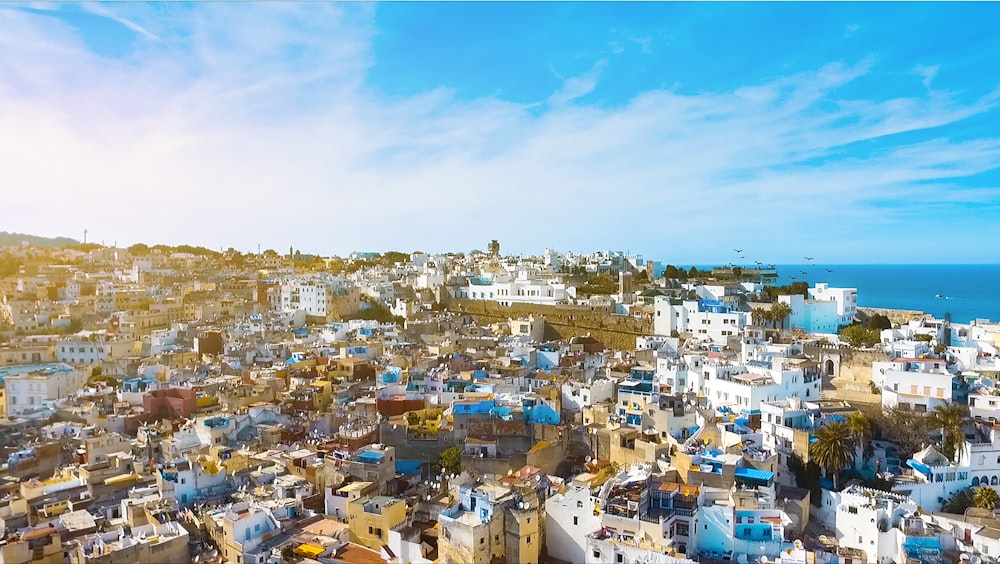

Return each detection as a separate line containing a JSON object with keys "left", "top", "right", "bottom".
{"left": 0, "top": 231, "right": 79, "bottom": 248}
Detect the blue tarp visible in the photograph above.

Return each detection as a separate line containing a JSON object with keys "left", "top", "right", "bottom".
{"left": 907, "top": 459, "right": 933, "bottom": 476}
{"left": 734, "top": 467, "right": 775, "bottom": 482}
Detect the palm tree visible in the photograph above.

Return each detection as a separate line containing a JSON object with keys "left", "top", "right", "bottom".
{"left": 930, "top": 402, "right": 970, "bottom": 463}
{"left": 771, "top": 301, "right": 793, "bottom": 330}
{"left": 974, "top": 487, "right": 1000, "bottom": 510}
{"left": 847, "top": 412, "right": 872, "bottom": 470}
{"left": 809, "top": 420, "right": 855, "bottom": 490}
{"left": 751, "top": 307, "right": 767, "bottom": 326}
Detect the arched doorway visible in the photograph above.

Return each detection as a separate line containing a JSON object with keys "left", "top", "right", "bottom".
{"left": 826, "top": 359, "right": 835, "bottom": 376}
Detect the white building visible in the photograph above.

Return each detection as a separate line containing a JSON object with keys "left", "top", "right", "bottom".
{"left": 561, "top": 379, "right": 614, "bottom": 414}
{"left": 873, "top": 357, "right": 953, "bottom": 412}
{"left": 703, "top": 354, "right": 823, "bottom": 412}
{"left": 545, "top": 484, "right": 603, "bottom": 563}
{"left": 815, "top": 484, "right": 917, "bottom": 564}
{"left": 778, "top": 294, "right": 843, "bottom": 334}
{"left": 4, "top": 362, "right": 87, "bottom": 416}
{"left": 653, "top": 298, "right": 745, "bottom": 345}
{"left": 276, "top": 275, "right": 357, "bottom": 319}
{"left": 458, "top": 271, "right": 571, "bottom": 306}
{"left": 56, "top": 334, "right": 138, "bottom": 364}
{"left": 807, "top": 283, "right": 858, "bottom": 327}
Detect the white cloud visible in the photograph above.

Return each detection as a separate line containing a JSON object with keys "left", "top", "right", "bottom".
{"left": 1, "top": 5, "right": 999, "bottom": 263}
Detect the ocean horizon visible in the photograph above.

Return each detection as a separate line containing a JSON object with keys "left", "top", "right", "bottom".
{"left": 688, "top": 264, "right": 1000, "bottom": 325}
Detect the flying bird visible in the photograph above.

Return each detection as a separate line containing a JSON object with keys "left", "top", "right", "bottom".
{"left": 789, "top": 276, "right": 797, "bottom": 280}
{"left": 825, "top": 268, "right": 834, "bottom": 273}
{"left": 800, "top": 270, "right": 808, "bottom": 275}
{"left": 804, "top": 257, "right": 814, "bottom": 261}
{"left": 734, "top": 249, "right": 743, "bottom": 253}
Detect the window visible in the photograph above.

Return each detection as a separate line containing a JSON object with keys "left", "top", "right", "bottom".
{"left": 594, "top": 550, "right": 602, "bottom": 559}
{"left": 526, "top": 536, "right": 531, "bottom": 544}
{"left": 369, "top": 527, "right": 373, "bottom": 535}
{"left": 481, "top": 538, "right": 485, "bottom": 545}
{"left": 744, "top": 528, "right": 752, "bottom": 536}
{"left": 574, "top": 516, "right": 579, "bottom": 525}
{"left": 617, "top": 554, "right": 624, "bottom": 563}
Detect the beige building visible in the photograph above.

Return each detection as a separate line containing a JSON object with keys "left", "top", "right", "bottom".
{"left": 347, "top": 495, "right": 407, "bottom": 551}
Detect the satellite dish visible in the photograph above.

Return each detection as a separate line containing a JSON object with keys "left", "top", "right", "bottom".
{"left": 972, "top": 557, "right": 983, "bottom": 564}
{"left": 761, "top": 557, "right": 769, "bottom": 564}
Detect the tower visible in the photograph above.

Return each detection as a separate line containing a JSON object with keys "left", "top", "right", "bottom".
{"left": 619, "top": 271, "right": 634, "bottom": 304}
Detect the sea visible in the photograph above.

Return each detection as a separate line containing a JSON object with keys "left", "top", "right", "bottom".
{"left": 769, "top": 264, "right": 1000, "bottom": 325}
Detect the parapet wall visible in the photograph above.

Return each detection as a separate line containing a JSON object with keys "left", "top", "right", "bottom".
{"left": 450, "top": 300, "right": 652, "bottom": 350}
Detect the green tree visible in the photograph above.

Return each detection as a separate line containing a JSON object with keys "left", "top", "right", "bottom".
{"left": 930, "top": 402, "right": 970, "bottom": 463}
{"left": 943, "top": 487, "right": 975, "bottom": 514}
{"left": 788, "top": 453, "right": 823, "bottom": 506}
{"left": 770, "top": 301, "right": 793, "bottom": 330}
{"left": 809, "top": 420, "right": 855, "bottom": 490}
{"left": 841, "top": 324, "right": 880, "bottom": 347}
{"left": 732, "top": 266, "right": 743, "bottom": 281}
{"left": 128, "top": 243, "right": 150, "bottom": 256}
{"left": 847, "top": 412, "right": 873, "bottom": 469}
{"left": 488, "top": 240, "right": 500, "bottom": 257}
{"left": 873, "top": 407, "right": 933, "bottom": 460}
{"left": 868, "top": 314, "right": 892, "bottom": 330}
{"left": 974, "top": 486, "right": 1000, "bottom": 510}
{"left": 438, "top": 446, "right": 462, "bottom": 476}
{"left": 751, "top": 307, "right": 768, "bottom": 326}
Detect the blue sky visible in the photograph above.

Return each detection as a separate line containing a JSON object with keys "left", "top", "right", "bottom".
{"left": 2, "top": 3, "right": 999, "bottom": 264}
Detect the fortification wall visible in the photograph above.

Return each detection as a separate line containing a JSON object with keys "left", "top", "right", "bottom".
{"left": 859, "top": 307, "right": 930, "bottom": 325}
{"left": 449, "top": 300, "right": 652, "bottom": 350}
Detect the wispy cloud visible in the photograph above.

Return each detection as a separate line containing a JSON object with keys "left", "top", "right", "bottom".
{"left": 1, "top": 5, "right": 999, "bottom": 263}
{"left": 547, "top": 59, "right": 608, "bottom": 106}
{"left": 81, "top": 2, "right": 160, "bottom": 41}
{"left": 914, "top": 64, "right": 940, "bottom": 89}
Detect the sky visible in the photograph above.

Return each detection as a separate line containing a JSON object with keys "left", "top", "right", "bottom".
{"left": 2, "top": 3, "right": 1000, "bottom": 265}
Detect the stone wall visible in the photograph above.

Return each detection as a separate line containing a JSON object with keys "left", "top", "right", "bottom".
{"left": 450, "top": 300, "right": 653, "bottom": 350}
{"left": 859, "top": 307, "right": 930, "bottom": 326}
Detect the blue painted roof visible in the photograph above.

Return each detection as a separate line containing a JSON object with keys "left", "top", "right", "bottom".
{"left": 734, "top": 467, "right": 774, "bottom": 482}
{"left": 453, "top": 399, "right": 495, "bottom": 414}
{"left": 357, "top": 451, "right": 385, "bottom": 464}
{"left": 395, "top": 460, "right": 423, "bottom": 476}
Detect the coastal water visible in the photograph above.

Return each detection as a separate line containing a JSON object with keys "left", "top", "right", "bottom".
{"left": 772, "top": 264, "right": 1000, "bottom": 325}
